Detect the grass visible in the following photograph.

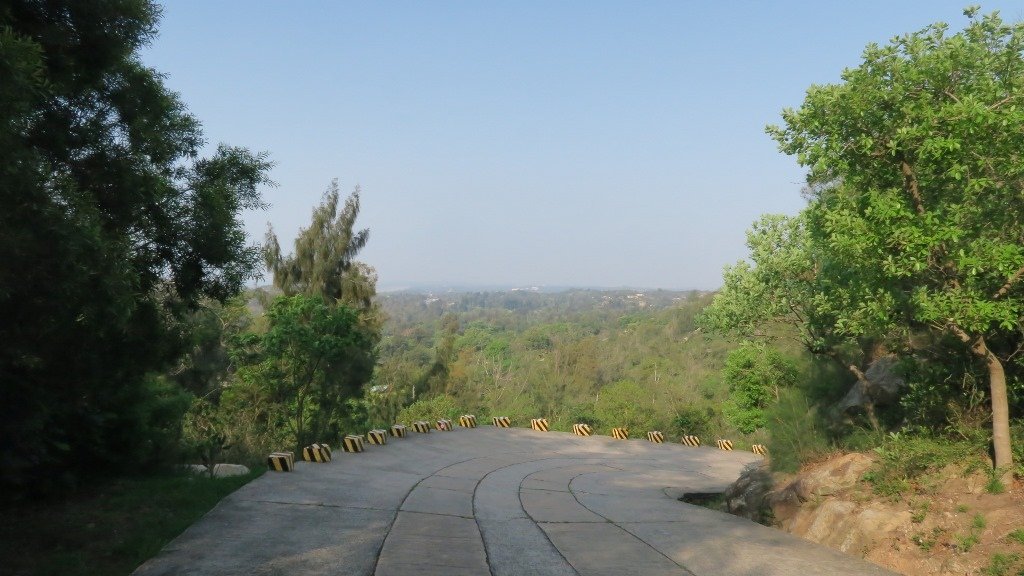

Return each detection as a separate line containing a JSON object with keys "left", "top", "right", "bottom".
{"left": 981, "top": 553, "right": 1020, "bottom": 576}
{"left": 0, "top": 469, "right": 262, "bottom": 576}
{"left": 1008, "top": 529, "right": 1024, "bottom": 545}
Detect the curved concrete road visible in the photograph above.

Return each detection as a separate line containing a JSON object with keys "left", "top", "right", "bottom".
{"left": 134, "top": 426, "right": 894, "bottom": 575}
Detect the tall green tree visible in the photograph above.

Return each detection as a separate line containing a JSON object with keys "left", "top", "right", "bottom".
{"left": 768, "top": 8, "right": 1024, "bottom": 469}
{"left": 232, "top": 295, "right": 375, "bottom": 450}
{"left": 264, "top": 180, "right": 376, "bottom": 310}
{"left": 0, "top": 1, "right": 272, "bottom": 491}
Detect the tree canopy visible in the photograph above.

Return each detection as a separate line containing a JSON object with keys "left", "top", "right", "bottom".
{"left": 0, "top": 1, "right": 272, "bottom": 491}
{"left": 707, "top": 8, "right": 1024, "bottom": 470}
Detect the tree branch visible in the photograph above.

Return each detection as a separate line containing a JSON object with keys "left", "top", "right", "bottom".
{"left": 992, "top": 264, "right": 1024, "bottom": 300}
{"left": 900, "top": 160, "right": 927, "bottom": 216}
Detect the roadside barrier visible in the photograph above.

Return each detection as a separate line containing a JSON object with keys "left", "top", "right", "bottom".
{"left": 302, "top": 443, "right": 331, "bottom": 462}
{"left": 530, "top": 418, "right": 550, "bottom": 431}
{"left": 492, "top": 416, "right": 511, "bottom": 428}
{"left": 412, "top": 421, "right": 432, "bottom": 434}
{"left": 752, "top": 444, "right": 768, "bottom": 456}
{"left": 343, "top": 434, "right": 365, "bottom": 453}
{"left": 367, "top": 429, "right": 388, "bottom": 445}
{"left": 716, "top": 439, "right": 734, "bottom": 451}
{"left": 459, "top": 414, "right": 478, "bottom": 428}
{"left": 267, "top": 452, "right": 294, "bottom": 472}
{"left": 390, "top": 424, "right": 408, "bottom": 437}
{"left": 611, "top": 427, "right": 629, "bottom": 440}
{"left": 647, "top": 431, "right": 664, "bottom": 443}
{"left": 436, "top": 418, "right": 453, "bottom": 431}
{"left": 680, "top": 435, "right": 701, "bottom": 447}
{"left": 572, "top": 423, "right": 592, "bottom": 436}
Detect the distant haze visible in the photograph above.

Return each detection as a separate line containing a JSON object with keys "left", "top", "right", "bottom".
{"left": 142, "top": 1, "right": 1024, "bottom": 290}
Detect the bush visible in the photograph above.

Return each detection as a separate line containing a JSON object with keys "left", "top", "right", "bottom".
{"left": 722, "top": 342, "right": 797, "bottom": 434}
{"left": 669, "top": 405, "right": 718, "bottom": 439}
{"left": 395, "top": 395, "right": 464, "bottom": 424}
{"left": 766, "top": 389, "right": 832, "bottom": 473}
{"left": 594, "top": 380, "right": 658, "bottom": 433}
{"left": 864, "top": 431, "right": 984, "bottom": 497}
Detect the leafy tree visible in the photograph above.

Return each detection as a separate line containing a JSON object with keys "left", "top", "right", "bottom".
{"left": 232, "top": 295, "right": 375, "bottom": 450}
{"left": 264, "top": 180, "right": 375, "bottom": 309}
{"left": 721, "top": 342, "right": 797, "bottom": 433}
{"left": 0, "top": 1, "right": 271, "bottom": 492}
{"left": 767, "top": 8, "right": 1024, "bottom": 469}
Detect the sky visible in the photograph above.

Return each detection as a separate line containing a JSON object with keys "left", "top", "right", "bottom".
{"left": 141, "top": 1, "right": 1024, "bottom": 291}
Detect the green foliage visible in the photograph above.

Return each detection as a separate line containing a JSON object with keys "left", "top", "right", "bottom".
{"left": 231, "top": 295, "right": 375, "bottom": 450}
{"left": 864, "top": 431, "right": 983, "bottom": 497}
{"left": 594, "top": 380, "right": 661, "bottom": 432}
{"left": 264, "top": 180, "right": 375, "bottom": 310}
{"left": 180, "top": 398, "right": 229, "bottom": 478}
{"left": 671, "top": 406, "right": 719, "bottom": 439}
{"left": 1007, "top": 529, "right": 1024, "bottom": 545}
{"left": 982, "top": 553, "right": 1020, "bottom": 576}
{"left": 0, "top": 1, "right": 271, "bottom": 494}
{"left": 395, "top": 395, "right": 464, "bottom": 424}
{"left": 765, "top": 388, "right": 832, "bottom": 473}
{"left": 722, "top": 342, "right": 797, "bottom": 433}
{"left": 769, "top": 9, "right": 1024, "bottom": 469}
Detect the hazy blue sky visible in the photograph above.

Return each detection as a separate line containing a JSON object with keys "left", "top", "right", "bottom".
{"left": 142, "top": 2, "right": 1023, "bottom": 290}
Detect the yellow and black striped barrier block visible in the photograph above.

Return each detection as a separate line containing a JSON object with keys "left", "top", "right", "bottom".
{"left": 716, "top": 439, "right": 734, "bottom": 451}
{"left": 572, "top": 423, "right": 592, "bottom": 436}
{"left": 343, "top": 434, "right": 365, "bottom": 453}
{"left": 302, "top": 443, "right": 331, "bottom": 462}
{"left": 492, "top": 416, "right": 511, "bottom": 428}
{"left": 530, "top": 418, "right": 550, "bottom": 431}
{"left": 458, "top": 414, "right": 478, "bottom": 428}
{"left": 752, "top": 444, "right": 768, "bottom": 456}
{"left": 611, "top": 427, "right": 629, "bottom": 440}
{"left": 390, "top": 424, "right": 408, "bottom": 437}
{"left": 367, "top": 429, "right": 388, "bottom": 445}
{"left": 436, "top": 418, "right": 453, "bottom": 431}
{"left": 412, "top": 420, "right": 432, "bottom": 434}
{"left": 267, "top": 452, "right": 293, "bottom": 472}
{"left": 680, "top": 435, "right": 701, "bottom": 447}
{"left": 647, "top": 431, "right": 665, "bottom": 443}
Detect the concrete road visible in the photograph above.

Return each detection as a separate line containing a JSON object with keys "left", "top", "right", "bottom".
{"left": 134, "top": 426, "right": 895, "bottom": 575}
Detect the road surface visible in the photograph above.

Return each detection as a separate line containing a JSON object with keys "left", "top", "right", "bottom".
{"left": 134, "top": 425, "right": 894, "bottom": 575}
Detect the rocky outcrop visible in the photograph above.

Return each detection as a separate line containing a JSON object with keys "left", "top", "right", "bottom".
{"left": 835, "top": 355, "right": 905, "bottom": 415}
{"left": 724, "top": 461, "right": 775, "bottom": 523}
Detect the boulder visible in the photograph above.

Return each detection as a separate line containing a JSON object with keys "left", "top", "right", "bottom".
{"left": 835, "top": 355, "right": 905, "bottom": 415}
{"left": 212, "top": 463, "right": 250, "bottom": 477}
{"left": 724, "top": 461, "right": 775, "bottom": 523}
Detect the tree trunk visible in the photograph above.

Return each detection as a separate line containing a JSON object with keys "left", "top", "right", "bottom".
{"left": 979, "top": 340, "right": 1013, "bottom": 471}
{"left": 951, "top": 329, "right": 1013, "bottom": 471}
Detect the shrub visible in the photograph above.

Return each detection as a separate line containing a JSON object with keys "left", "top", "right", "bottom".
{"left": 395, "top": 395, "right": 463, "bottom": 424}
{"left": 765, "top": 389, "right": 831, "bottom": 473}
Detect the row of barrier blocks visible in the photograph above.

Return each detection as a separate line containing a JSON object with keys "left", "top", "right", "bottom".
{"left": 268, "top": 416, "right": 770, "bottom": 471}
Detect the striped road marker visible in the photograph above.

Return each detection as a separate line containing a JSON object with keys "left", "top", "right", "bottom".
{"left": 530, "top": 418, "right": 550, "bottom": 431}
{"left": 436, "top": 418, "right": 453, "bottom": 431}
{"left": 752, "top": 444, "right": 768, "bottom": 456}
{"left": 492, "top": 416, "right": 511, "bottom": 428}
{"left": 302, "top": 443, "right": 331, "bottom": 462}
{"left": 343, "top": 435, "right": 365, "bottom": 453}
{"left": 572, "top": 423, "right": 592, "bottom": 436}
{"left": 412, "top": 421, "right": 432, "bottom": 434}
{"left": 367, "top": 429, "right": 388, "bottom": 445}
{"left": 716, "top": 439, "right": 734, "bottom": 451}
{"left": 267, "top": 452, "right": 294, "bottom": 472}
{"left": 646, "top": 431, "right": 665, "bottom": 443}
{"left": 390, "top": 424, "right": 408, "bottom": 437}
{"left": 680, "top": 435, "right": 701, "bottom": 447}
{"left": 458, "top": 414, "right": 478, "bottom": 428}
{"left": 611, "top": 427, "right": 629, "bottom": 440}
